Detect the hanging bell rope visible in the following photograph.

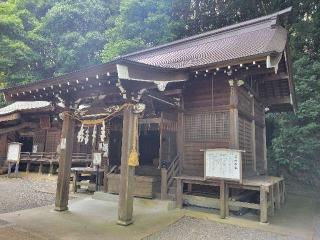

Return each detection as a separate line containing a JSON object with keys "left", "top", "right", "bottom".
{"left": 128, "top": 113, "right": 139, "bottom": 167}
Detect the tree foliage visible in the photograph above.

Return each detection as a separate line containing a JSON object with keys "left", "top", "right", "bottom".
{"left": 101, "top": 0, "right": 177, "bottom": 62}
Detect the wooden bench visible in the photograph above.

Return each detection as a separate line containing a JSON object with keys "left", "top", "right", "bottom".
{"left": 175, "top": 175, "right": 285, "bottom": 223}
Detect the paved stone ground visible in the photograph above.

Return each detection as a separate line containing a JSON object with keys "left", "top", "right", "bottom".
{"left": 144, "top": 216, "right": 306, "bottom": 240}
{"left": 0, "top": 174, "right": 57, "bottom": 214}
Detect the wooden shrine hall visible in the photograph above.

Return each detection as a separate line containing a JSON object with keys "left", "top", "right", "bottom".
{"left": 0, "top": 101, "right": 96, "bottom": 175}
{"left": 0, "top": 8, "right": 295, "bottom": 224}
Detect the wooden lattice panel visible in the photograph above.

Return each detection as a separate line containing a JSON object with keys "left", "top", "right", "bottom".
{"left": 239, "top": 117, "right": 253, "bottom": 172}
{"left": 184, "top": 111, "right": 230, "bottom": 142}
{"left": 238, "top": 88, "right": 253, "bottom": 116}
{"left": 183, "top": 141, "right": 229, "bottom": 177}
{"left": 259, "top": 79, "right": 290, "bottom": 98}
{"left": 33, "top": 130, "right": 46, "bottom": 152}
{"left": 45, "top": 130, "right": 61, "bottom": 152}
{"left": 254, "top": 100, "right": 264, "bottom": 125}
{"left": 255, "top": 125, "right": 265, "bottom": 171}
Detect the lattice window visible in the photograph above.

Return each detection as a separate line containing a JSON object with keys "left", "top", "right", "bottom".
{"left": 45, "top": 131, "right": 61, "bottom": 153}
{"left": 184, "top": 112, "right": 230, "bottom": 141}
{"left": 239, "top": 117, "right": 253, "bottom": 171}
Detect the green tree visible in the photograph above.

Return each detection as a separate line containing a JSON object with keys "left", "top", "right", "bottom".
{"left": 37, "top": 0, "right": 119, "bottom": 76}
{"left": 269, "top": 56, "right": 320, "bottom": 185}
{"left": 0, "top": 0, "right": 44, "bottom": 86}
{"left": 101, "top": 0, "right": 177, "bottom": 62}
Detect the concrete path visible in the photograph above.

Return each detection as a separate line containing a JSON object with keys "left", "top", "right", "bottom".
{"left": 0, "top": 193, "right": 318, "bottom": 240}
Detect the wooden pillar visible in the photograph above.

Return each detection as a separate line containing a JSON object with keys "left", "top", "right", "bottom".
{"left": 176, "top": 178, "right": 183, "bottom": 208}
{"left": 103, "top": 164, "right": 109, "bottom": 193}
{"left": 280, "top": 180, "right": 286, "bottom": 204}
{"left": 73, "top": 171, "right": 78, "bottom": 193}
{"left": 161, "top": 168, "right": 168, "bottom": 200}
{"left": 49, "top": 162, "right": 54, "bottom": 175}
{"left": 260, "top": 186, "right": 268, "bottom": 223}
{"left": 7, "top": 162, "right": 11, "bottom": 177}
{"left": 269, "top": 185, "right": 275, "bottom": 216}
{"left": 55, "top": 110, "right": 75, "bottom": 211}
{"left": 220, "top": 180, "right": 226, "bottom": 219}
{"left": 251, "top": 97, "right": 257, "bottom": 171}
{"left": 225, "top": 183, "right": 229, "bottom": 217}
{"left": 177, "top": 112, "right": 184, "bottom": 175}
{"left": 275, "top": 182, "right": 281, "bottom": 210}
{"left": 38, "top": 162, "right": 43, "bottom": 174}
{"left": 117, "top": 105, "right": 136, "bottom": 226}
{"left": 187, "top": 183, "right": 192, "bottom": 193}
{"left": 26, "top": 161, "right": 31, "bottom": 174}
{"left": 229, "top": 80, "right": 239, "bottom": 149}
{"left": 262, "top": 110, "right": 267, "bottom": 172}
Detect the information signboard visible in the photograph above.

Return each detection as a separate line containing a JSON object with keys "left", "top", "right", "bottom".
{"left": 204, "top": 149, "right": 242, "bottom": 182}
{"left": 7, "top": 142, "right": 22, "bottom": 162}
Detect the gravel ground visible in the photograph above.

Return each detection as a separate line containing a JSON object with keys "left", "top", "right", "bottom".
{"left": 144, "top": 216, "right": 305, "bottom": 240}
{"left": 0, "top": 174, "right": 57, "bottom": 214}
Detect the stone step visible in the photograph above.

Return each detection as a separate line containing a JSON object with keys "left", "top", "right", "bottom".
{"left": 92, "top": 191, "right": 176, "bottom": 211}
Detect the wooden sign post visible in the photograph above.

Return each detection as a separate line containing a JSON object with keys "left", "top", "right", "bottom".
{"left": 204, "top": 149, "right": 243, "bottom": 219}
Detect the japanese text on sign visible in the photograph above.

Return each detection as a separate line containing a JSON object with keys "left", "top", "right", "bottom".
{"left": 204, "top": 149, "right": 242, "bottom": 182}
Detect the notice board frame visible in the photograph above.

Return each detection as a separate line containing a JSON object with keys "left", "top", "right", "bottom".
{"left": 203, "top": 148, "right": 243, "bottom": 183}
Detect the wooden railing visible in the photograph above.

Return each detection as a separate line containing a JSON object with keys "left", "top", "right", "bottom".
{"left": 20, "top": 152, "right": 92, "bottom": 163}
{"left": 161, "top": 154, "right": 180, "bottom": 200}
{"left": 19, "top": 152, "right": 93, "bottom": 174}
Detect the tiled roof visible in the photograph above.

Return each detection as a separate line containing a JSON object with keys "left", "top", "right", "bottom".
{"left": 124, "top": 9, "right": 289, "bottom": 69}
{"left": 0, "top": 101, "right": 52, "bottom": 116}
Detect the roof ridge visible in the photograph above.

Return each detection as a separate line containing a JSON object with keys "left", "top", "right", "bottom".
{"left": 121, "top": 7, "right": 292, "bottom": 59}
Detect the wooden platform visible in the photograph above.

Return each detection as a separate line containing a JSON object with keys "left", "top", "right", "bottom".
{"left": 175, "top": 175, "right": 285, "bottom": 223}
{"left": 107, "top": 166, "right": 161, "bottom": 199}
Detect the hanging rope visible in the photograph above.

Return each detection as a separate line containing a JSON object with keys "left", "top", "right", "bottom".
{"left": 63, "top": 103, "right": 134, "bottom": 125}
{"left": 128, "top": 112, "right": 139, "bottom": 167}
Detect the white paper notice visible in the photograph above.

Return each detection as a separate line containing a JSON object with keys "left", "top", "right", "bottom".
{"left": 7, "top": 142, "right": 22, "bottom": 162}
{"left": 204, "top": 149, "right": 242, "bottom": 182}
{"left": 60, "top": 138, "right": 66, "bottom": 150}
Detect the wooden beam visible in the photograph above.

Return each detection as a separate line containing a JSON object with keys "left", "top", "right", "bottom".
{"left": 117, "top": 105, "right": 136, "bottom": 226}
{"left": 0, "top": 113, "right": 21, "bottom": 122}
{"left": 143, "top": 90, "right": 183, "bottom": 111}
{"left": 55, "top": 110, "right": 75, "bottom": 211}
{"left": 257, "top": 73, "right": 288, "bottom": 82}
{"left": 3, "top": 63, "right": 118, "bottom": 101}
{"left": 117, "top": 62, "right": 188, "bottom": 82}
{"left": 261, "top": 96, "right": 291, "bottom": 106}
{"left": 0, "top": 122, "right": 38, "bottom": 135}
